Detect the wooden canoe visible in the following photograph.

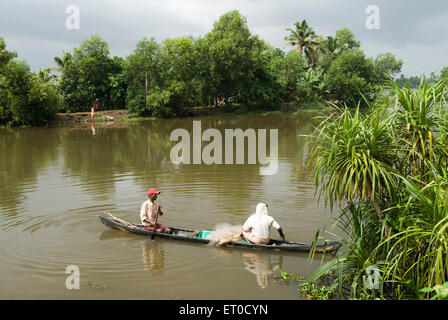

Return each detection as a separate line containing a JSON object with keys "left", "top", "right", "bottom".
{"left": 98, "top": 214, "right": 342, "bottom": 253}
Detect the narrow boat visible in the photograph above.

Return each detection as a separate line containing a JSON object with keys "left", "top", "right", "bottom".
{"left": 98, "top": 213, "right": 342, "bottom": 253}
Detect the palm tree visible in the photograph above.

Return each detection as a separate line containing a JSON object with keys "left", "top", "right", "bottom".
{"left": 318, "top": 35, "right": 350, "bottom": 71}
{"left": 53, "top": 50, "right": 72, "bottom": 72}
{"left": 284, "top": 20, "right": 320, "bottom": 69}
{"left": 320, "top": 36, "right": 349, "bottom": 56}
{"left": 37, "top": 68, "right": 58, "bottom": 85}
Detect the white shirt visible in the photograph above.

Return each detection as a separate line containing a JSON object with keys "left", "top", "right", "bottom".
{"left": 243, "top": 213, "right": 281, "bottom": 239}
{"left": 140, "top": 199, "right": 157, "bottom": 226}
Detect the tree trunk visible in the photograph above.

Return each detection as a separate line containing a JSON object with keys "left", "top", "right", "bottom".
{"left": 144, "top": 70, "right": 148, "bottom": 110}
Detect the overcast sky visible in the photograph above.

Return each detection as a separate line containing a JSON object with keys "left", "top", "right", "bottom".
{"left": 1, "top": 0, "right": 447, "bottom": 76}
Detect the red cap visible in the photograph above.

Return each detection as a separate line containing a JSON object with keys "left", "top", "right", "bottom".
{"left": 147, "top": 188, "right": 160, "bottom": 196}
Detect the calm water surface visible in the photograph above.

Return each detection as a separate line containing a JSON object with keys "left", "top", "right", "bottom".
{"left": 0, "top": 114, "right": 340, "bottom": 299}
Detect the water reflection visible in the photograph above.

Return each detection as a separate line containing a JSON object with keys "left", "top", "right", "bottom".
{"left": 0, "top": 127, "right": 61, "bottom": 221}
{"left": 213, "top": 248, "right": 283, "bottom": 289}
{"left": 141, "top": 240, "right": 165, "bottom": 276}
{"left": 242, "top": 252, "right": 282, "bottom": 288}
{"left": 100, "top": 228, "right": 283, "bottom": 288}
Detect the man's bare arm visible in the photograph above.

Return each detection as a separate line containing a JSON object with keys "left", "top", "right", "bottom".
{"left": 277, "top": 227, "right": 285, "bottom": 241}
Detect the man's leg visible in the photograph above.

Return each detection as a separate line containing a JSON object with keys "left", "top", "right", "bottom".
{"left": 155, "top": 223, "right": 171, "bottom": 234}
{"left": 242, "top": 230, "right": 269, "bottom": 244}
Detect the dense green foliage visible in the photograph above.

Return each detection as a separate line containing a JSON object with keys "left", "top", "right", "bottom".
{"left": 318, "top": 28, "right": 360, "bottom": 71}
{"left": 204, "top": 10, "right": 265, "bottom": 104}
{"left": 307, "top": 79, "right": 448, "bottom": 300}
{"left": 124, "top": 37, "right": 163, "bottom": 116}
{"left": 58, "top": 35, "right": 126, "bottom": 112}
{"left": 396, "top": 69, "right": 446, "bottom": 89}
{"left": 1, "top": 10, "right": 445, "bottom": 125}
{"left": 324, "top": 50, "right": 377, "bottom": 106}
{"left": 1, "top": 37, "right": 59, "bottom": 126}
{"left": 441, "top": 67, "right": 448, "bottom": 80}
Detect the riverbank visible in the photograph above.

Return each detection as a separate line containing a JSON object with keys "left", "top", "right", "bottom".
{"left": 54, "top": 102, "right": 332, "bottom": 125}
{"left": 55, "top": 110, "right": 133, "bottom": 124}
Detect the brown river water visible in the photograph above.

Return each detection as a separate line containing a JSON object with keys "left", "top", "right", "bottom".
{"left": 0, "top": 113, "right": 340, "bottom": 299}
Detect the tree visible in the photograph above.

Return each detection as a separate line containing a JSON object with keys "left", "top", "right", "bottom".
{"left": 38, "top": 68, "right": 58, "bottom": 85}
{"left": 203, "top": 10, "right": 265, "bottom": 105}
{"left": 244, "top": 42, "right": 286, "bottom": 105}
{"left": 373, "top": 53, "right": 403, "bottom": 84}
{"left": 320, "top": 36, "right": 347, "bottom": 56}
{"left": 395, "top": 74, "right": 422, "bottom": 88}
{"left": 284, "top": 20, "right": 320, "bottom": 69}
{"left": 297, "top": 69, "right": 325, "bottom": 102}
{"left": 319, "top": 36, "right": 345, "bottom": 71}
{"left": 1, "top": 60, "right": 58, "bottom": 126}
{"left": 440, "top": 66, "right": 448, "bottom": 80}
{"left": 1, "top": 38, "right": 58, "bottom": 126}
{"left": 53, "top": 50, "right": 72, "bottom": 72}
{"left": 278, "top": 50, "right": 306, "bottom": 99}
{"left": 0, "top": 37, "right": 17, "bottom": 69}
{"left": 324, "top": 50, "right": 376, "bottom": 106}
{"left": 0, "top": 37, "right": 18, "bottom": 124}
{"left": 124, "top": 37, "right": 162, "bottom": 115}
{"left": 107, "top": 56, "right": 127, "bottom": 109}
{"left": 334, "top": 28, "right": 360, "bottom": 51}
{"left": 320, "top": 27, "right": 360, "bottom": 58}
{"left": 58, "top": 35, "right": 122, "bottom": 112}
{"left": 146, "top": 36, "right": 204, "bottom": 117}
{"left": 318, "top": 28, "right": 360, "bottom": 71}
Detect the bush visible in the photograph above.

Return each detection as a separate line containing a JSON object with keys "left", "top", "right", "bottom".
{"left": 1, "top": 60, "right": 59, "bottom": 126}
{"left": 324, "top": 50, "right": 376, "bottom": 106}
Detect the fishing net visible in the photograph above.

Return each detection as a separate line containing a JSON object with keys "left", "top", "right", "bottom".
{"left": 206, "top": 223, "right": 243, "bottom": 247}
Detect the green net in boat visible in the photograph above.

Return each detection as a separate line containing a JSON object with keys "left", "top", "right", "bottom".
{"left": 196, "top": 230, "right": 212, "bottom": 239}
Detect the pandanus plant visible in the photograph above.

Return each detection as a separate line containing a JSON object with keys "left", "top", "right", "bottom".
{"left": 308, "top": 104, "right": 399, "bottom": 236}
{"left": 306, "top": 78, "right": 448, "bottom": 299}
{"left": 391, "top": 78, "right": 448, "bottom": 179}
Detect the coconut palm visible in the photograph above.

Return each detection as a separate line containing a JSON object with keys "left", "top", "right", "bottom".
{"left": 53, "top": 50, "right": 72, "bottom": 72}
{"left": 320, "top": 36, "right": 349, "bottom": 56}
{"left": 318, "top": 35, "right": 351, "bottom": 71}
{"left": 37, "top": 67, "right": 58, "bottom": 85}
{"left": 284, "top": 20, "right": 320, "bottom": 69}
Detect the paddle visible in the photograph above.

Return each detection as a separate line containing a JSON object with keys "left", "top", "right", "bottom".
{"left": 151, "top": 207, "right": 160, "bottom": 240}
{"left": 151, "top": 202, "right": 160, "bottom": 240}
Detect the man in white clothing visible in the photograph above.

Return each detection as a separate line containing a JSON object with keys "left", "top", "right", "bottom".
{"left": 242, "top": 203, "right": 285, "bottom": 244}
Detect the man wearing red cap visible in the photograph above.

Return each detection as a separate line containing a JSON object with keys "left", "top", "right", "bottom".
{"left": 140, "top": 188, "right": 171, "bottom": 234}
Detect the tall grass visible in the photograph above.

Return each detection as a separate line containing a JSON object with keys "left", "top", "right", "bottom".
{"left": 306, "top": 78, "right": 448, "bottom": 299}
